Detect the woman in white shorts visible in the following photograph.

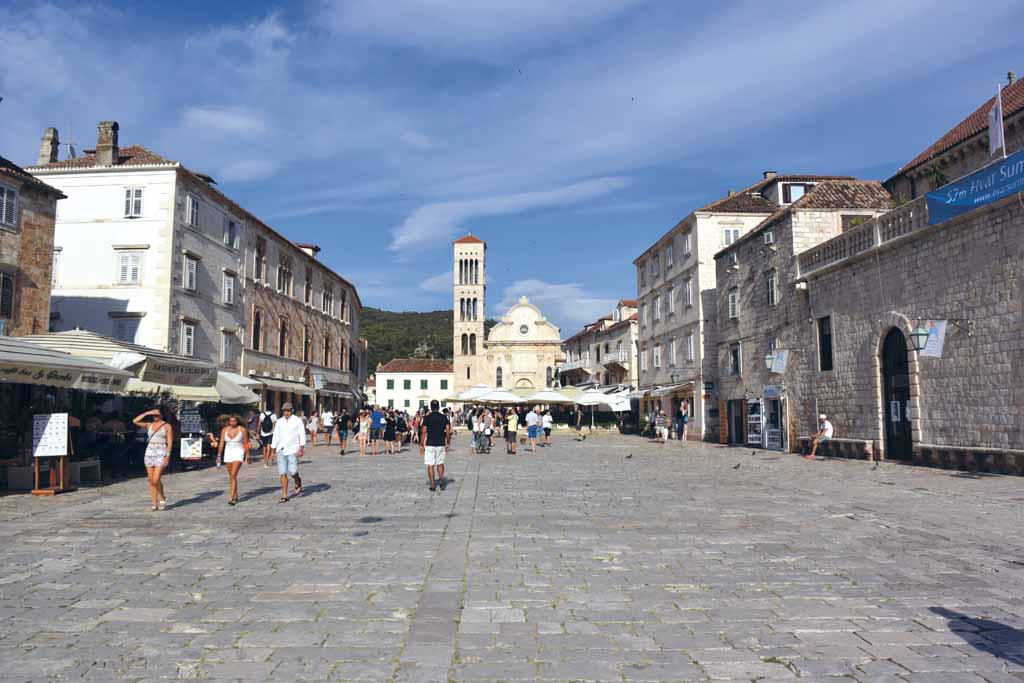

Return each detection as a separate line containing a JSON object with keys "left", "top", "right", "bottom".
{"left": 217, "top": 415, "right": 251, "bottom": 506}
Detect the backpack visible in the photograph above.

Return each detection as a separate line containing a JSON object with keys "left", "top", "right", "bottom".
{"left": 260, "top": 412, "right": 274, "bottom": 434}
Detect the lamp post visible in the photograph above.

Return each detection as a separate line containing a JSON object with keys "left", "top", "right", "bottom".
{"left": 910, "top": 323, "right": 930, "bottom": 352}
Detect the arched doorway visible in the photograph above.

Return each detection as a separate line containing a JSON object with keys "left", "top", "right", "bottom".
{"left": 881, "top": 328, "right": 912, "bottom": 460}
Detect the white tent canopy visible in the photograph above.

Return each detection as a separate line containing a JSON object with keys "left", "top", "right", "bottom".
{"left": 476, "top": 389, "right": 524, "bottom": 404}
{"left": 456, "top": 384, "right": 492, "bottom": 401}
{"left": 524, "top": 388, "right": 574, "bottom": 404}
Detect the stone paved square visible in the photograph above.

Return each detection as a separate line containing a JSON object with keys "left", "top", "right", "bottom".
{"left": 2, "top": 435, "right": 1024, "bottom": 681}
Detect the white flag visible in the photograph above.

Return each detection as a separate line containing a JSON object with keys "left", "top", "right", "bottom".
{"left": 989, "top": 86, "right": 1005, "bottom": 157}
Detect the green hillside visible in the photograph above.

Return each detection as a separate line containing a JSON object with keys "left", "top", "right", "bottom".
{"left": 361, "top": 308, "right": 497, "bottom": 372}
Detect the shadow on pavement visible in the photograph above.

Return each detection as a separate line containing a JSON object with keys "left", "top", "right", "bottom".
{"left": 166, "top": 490, "right": 222, "bottom": 509}
{"left": 358, "top": 516, "right": 384, "bottom": 523}
{"left": 236, "top": 485, "right": 279, "bottom": 503}
{"left": 297, "top": 483, "right": 331, "bottom": 497}
{"left": 929, "top": 607, "right": 1024, "bottom": 666}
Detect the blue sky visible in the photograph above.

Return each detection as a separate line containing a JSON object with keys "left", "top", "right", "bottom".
{"left": 3, "top": 1, "right": 1023, "bottom": 332}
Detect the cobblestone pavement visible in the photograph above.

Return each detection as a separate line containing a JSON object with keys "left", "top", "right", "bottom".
{"left": 2, "top": 434, "right": 1024, "bottom": 682}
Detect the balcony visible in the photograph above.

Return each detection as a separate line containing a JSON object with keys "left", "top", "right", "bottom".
{"left": 601, "top": 349, "right": 630, "bottom": 367}
{"left": 559, "top": 355, "right": 592, "bottom": 372}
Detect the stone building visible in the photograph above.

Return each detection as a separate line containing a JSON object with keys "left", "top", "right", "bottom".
{"left": 559, "top": 299, "right": 638, "bottom": 389}
{"left": 0, "top": 154, "right": 64, "bottom": 336}
{"left": 713, "top": 180, "right": 891, "bottom": 450}
{"left": 634, "top": 172, "right": 855, "bottom": 440}
{"left": 451, "top": 234, "right": 563, "bottom": 393}
{"left": 28, "top": 121, "right": 363, "bottom": 412}
{"left": 790, "top": 80, "right": 1024, "bottom": 472}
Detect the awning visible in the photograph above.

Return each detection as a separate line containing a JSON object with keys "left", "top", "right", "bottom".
{"left": 627, "top": 389, "right": 650, "bottom": 400}
{"left": 0, "top": 336, "right": 133, "bottom": 392}
{"left": 219, "top": 371, "right": 263, "bottom": 388}
{"left": 20, "top": 330, "right": 216, "bottom": 387}
{"left": 257, "top": 376, "right": 316, "bottom": 398}
{"left": 125, "top": 372, "right": 259, "bottom": 404}
{"left": 652, "top": 382, "right": 694, "bottom": 397}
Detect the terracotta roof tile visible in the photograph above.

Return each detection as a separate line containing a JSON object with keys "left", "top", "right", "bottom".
{"left": 453, "top": 234, "right": 484, "bottom": 244}
{"left": 618, "top": 299, "right": 637, "bottom": 307}
{"left": 895, "top": 79, "right": 1024, "bottom": 175}
{"left": 28, "top": 144, "right": 175, "bottom": 170}
{"left": 377, "top": 358, "right": 453, "bottom": 374}
{"left": 0, "top": 155, "right": 66, "bottom": 197}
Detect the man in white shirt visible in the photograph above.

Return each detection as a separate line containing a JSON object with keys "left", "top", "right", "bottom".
{"left": 271, "top": 402, "right": 306, "bottom": 501}
{"left": 321, "top": 409, "right": 335, "bottom": 447}
{"left": 806, "top": 413, "right": 834, "bottom": 460}
{"left": 526, "top": 407, "right": 540, "bottom": 452}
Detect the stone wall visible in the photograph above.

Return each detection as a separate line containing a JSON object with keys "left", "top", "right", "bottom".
{"left": 801, "top": 193, "right": 1024, "bottom": 462}
{"left": 0, "top": 182, "right": 56, "bottom": 336}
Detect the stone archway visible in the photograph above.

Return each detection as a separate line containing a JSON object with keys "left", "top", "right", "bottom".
{"left": 515, "top": 378, "right": 534, "bottom": 390}
{"left": 868, "top": 312, "right": 923, "bottom": 460}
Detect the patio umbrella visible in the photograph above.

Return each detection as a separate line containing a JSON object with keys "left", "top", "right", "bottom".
{"left": 477, "top": 389, "right": 524, "bottom": 404}
{"left": 574, "top": 389, "right": 628, "bottom": 428}
{"left": 525, "top": 388, "right": 574, "bottom": 404}
{"left": 456, "top": 384, "right": 492, "bottom": 401}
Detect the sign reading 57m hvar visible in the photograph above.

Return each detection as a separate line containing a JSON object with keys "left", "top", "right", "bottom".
{"left": 926, "top": 149, "right": 1024, "bottom": 224}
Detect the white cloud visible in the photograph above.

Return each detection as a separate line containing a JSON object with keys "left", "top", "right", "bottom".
{"left": 182, "top": 107, "right": 268, "bottom": 138}
{"left": 498, "top": 279, "right": 616, "bottom": 333}
{"left": 419, "top": 271, "right": 454, "bottom": 293}
{"left": 219, "top": 159, "right": 276, "bottom": 182}
{"left": 390, "top": 176, "right": 631, "bottom": 250}
{"left": 400, "top": 130, "right": 433, "bottom": 150}
{"left": 318, "top": 0, "right": 646, "bottom": 55}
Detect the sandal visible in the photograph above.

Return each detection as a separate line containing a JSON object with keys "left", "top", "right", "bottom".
{"left": 278, "top": 497, "right": 288, "bottom": 503}
{"left": 158, "top": 499, "right": 167, "bottom": 510}
{"left": 150, "top": 506, "right": 158, "bottom": 512}
{"left": 228, "top": 499, "right": 237, "bottom": 506}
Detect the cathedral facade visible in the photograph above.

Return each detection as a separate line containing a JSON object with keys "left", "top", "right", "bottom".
{"left": 452, "top": 235, "right": 563, "bottom": 394}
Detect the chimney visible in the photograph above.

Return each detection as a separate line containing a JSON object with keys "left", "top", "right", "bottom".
{"left": 37, "top": 127, "right": 60, "bottom": 165}
{"left": 727, "top": 190, "right": 734, "bottom": 196}
{"left": 1009, "top": 71, "right": 1017, "bottom": 86}
{"left": 96, "top": 121, "right": 119, "bottom": 166}
{"left": 763, "top": 170, "right": 778, "bottom": 180}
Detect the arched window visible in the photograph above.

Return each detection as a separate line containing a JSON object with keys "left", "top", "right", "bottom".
{"left": 470, "top": 333, "right": 477, "bottom": 355}
{"left": 459, "top": 259, "right": 464, "bottom": 285}
{"left": 496, "top": 367, "right": 503, "bottom": 388}
{"left": 546, "top": 366, "right": 553, "bottom": 386}
{"left": 459, "top": 298, "right": 465, "bottom": 321}
{"left": 461, "top": 334, "right": 469, "bottom": 355}
{"left": 472, "top": 298, "right": 478, "bottom": 321}
{"left": 278, "top": 317, "right": 288, "bottom": 357}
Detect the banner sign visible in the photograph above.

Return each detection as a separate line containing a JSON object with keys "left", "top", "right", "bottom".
{"left": 33, "top": 413, "right": 68, "bottom": 457}
{"left": 0, "top": 363, "right": 127, "bottom": 392}
{"left": 770, "top": 349, "right": 790, "bottom": 374}
{"left": 919, "top": 319, "right": 947, "bottom": 358}
{"left": 926, "top": 149, "right": 1024, "bottom": 225}
{"left": 313, "top": 374, "right": 326, "bottom": 390}
{"left": 142, "top": 359, "right": 216, "bottom": 387}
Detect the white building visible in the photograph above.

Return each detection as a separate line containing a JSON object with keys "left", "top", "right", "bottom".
{"left": 374, "top": 359, "right": 453, "bottom": 411}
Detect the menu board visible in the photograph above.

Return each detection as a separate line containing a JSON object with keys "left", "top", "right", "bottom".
{"left": 180, "top": 437, "right": 203, "bottom": 460}
{"left": 179, "top": 410, "right": 204, "bottom": 435}
{"left": 33, "top": 413, "right": 69, "bottom": 457}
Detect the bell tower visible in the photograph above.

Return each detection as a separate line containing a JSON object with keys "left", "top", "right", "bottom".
{"left": 453, "top": 234, "right": 486, "bottom": 393}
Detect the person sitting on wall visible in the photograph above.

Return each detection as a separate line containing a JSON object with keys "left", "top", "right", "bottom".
{"left": 805, "top": 414, "right": 833, "bottom": 460}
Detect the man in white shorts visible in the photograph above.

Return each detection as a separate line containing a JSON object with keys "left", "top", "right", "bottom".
{"left": 420, "top": 400, "right": 451, "bottom": 492}
{"left": 321, "top": 409, "right": 335, "bottom": 447}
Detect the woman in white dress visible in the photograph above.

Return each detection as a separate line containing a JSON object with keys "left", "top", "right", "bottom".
{"left": 217, "top": 415, "right": 250, "bottom": 506}
{"left": 307, "top": 412, "right": 320, "bottom": 447}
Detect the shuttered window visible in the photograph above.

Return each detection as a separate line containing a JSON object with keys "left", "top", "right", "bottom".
{"left": 181, "top": 322, "right": 195, "bottom": 357}
{"left": 223, "top": 273, "right": 235, "bottom": 304}
{"left": 124, "top": 188, "right": 143, "bottom": 218}
{"left": 113, "top": 318, "right": 140, "bottom": 343}
{"left": 185, "top": 195, "right": 199, "bottom": 227}
{"left": 222, "top": 332, "right": 234, "bottom": 363}
{"left": 0, "top": 272, "right": 14, "bottom": 318}
{"left": 117, "top": 251, "right": 142, "bottom": 284}
{"left": 222, "top": 218, "right": 239, "bottom": 248}
{"left": 0, "top": 185, "right": 17, "bottom": 227}
{"left": 183, "top": 255, "right": 198, "bottom": 291}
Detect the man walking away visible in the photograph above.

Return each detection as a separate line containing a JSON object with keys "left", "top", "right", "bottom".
{"left": 370, "top": 405, "right": 384, "bottom": 455}
{"left": 322, "top": 409, "right": 335, "bottom": 447}
{"left": 420, "top": 400, "right": 451, "bottom": 492}
{"left": 271, "top": 403, "right": 305, "bottom": 502}
{"left": 805, "top": 414, "right": 833, "bottom": 460}
{"left": 526, "top": 406, "right": 540, "bottom": 452}
{"left": 575, "top": 408, "right": 587, "bottom": 441}
{"left": 336, "top": 408, "right": 350, "bottom": 455}
{"left": 655, "top": 410, "right": 668, "bottom": 445}
{"left": 259, "top": 407, "right": 277, "bottom": 467}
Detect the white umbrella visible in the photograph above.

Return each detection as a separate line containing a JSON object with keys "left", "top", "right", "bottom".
{"left": 525, "top": 388, "right": 574, "bottom": 404}
{"left": 477, "top": 389, "right": 524, "bottom": 404}
{"left": 574, "top": 389, "right": 615, "bottom": 407}
{"left": 456, "top": 384, "right": 492, "bottom": 401}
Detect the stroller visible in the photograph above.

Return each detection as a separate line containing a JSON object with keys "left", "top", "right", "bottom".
{"left": 476, "top": 426, "right": 492, "bottom": 454}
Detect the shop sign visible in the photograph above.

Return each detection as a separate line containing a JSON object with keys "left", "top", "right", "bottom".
{"left": 313, "top": 374, "right": 327, "bottom": 390}
{"left": 770, "top": 349, "right": 789, "bottom": 374}
{"left": 763, "top": 384, "right": 784, "bottom": 399}
{"left": 918, "top": 320, "right": 947, "bottom": 358}
{"left": 702, "top": 381, "right": 715, "bottom": 392}
{"left": 0, "top": 363, "right": 128, "bottom": 392}
{"left": 179, "top": 409, "right": 204, "bottom": 435}
{"left": 141, "top": 360, "right": 216, "bottom": 387}
{"left": 926, "top": 149, "right": 1024, "bottom": 224}
{"left": 33, "top": 413, "right": 68, "bottom": 457}
{"left": 180, "top": 437, "right": 203, "bottom": 460}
